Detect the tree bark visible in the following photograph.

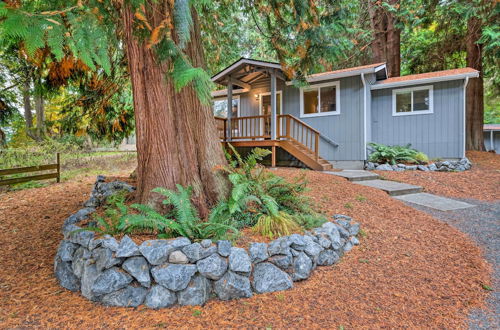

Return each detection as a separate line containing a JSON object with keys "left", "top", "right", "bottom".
{"left": 465, "top": 17, "right": 485, "bottom": 151}
{"left": 35, "top": 95, "right": 45, "bottom": 140}
{"left": 121, "top": 3, "right": 229, "bottom": 216}
{"left": 22, "top": 80, "right": 33, "bottom": 132}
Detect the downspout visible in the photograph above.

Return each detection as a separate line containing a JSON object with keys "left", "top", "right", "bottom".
{"left": 463, "top": 77, "right": 469, "bottom": 158}
{"left": 360, "top": 73, "right": 368, "bottom": 160}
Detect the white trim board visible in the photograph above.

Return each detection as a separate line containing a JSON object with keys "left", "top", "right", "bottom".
{"left": 371, "top": 72, "right": 479, "bottom": 90}
{"left": 286, "top": 64, "right": 386, "bottom": 85}
{"left": 392, "top": 85, "right": 433, "bottom": 116}
{"left": 300, "top": 81, "right": 341, "bottom": 118}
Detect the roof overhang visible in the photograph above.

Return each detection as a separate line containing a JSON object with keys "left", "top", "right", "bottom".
{"left": 285, "top": 63, "right": 387, "bottom": 85}
{"left": 211, "top": 58, "right": 282, "bottom": 86}
{"left": 211, "top": 88, "right": 249, "bottom": 98}
{"left": 371, "top": 71, "right": 480, "bottom": 90}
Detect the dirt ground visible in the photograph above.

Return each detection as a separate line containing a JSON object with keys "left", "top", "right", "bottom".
{"left": 376, "top": 151, "right": 500, "bottom": 201}
{"left": 0, "top": 166, "right": 492, "bottom": 328}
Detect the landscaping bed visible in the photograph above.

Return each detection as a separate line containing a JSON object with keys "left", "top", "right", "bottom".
{"left": 0, "top": 168, "right": 491, "bottom": 328}
{"left": 376, "top": 151, "right": 500, "bottom": 201}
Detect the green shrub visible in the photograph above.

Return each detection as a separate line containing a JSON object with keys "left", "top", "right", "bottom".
{"left": 253, "top": 212, "right": 302, "bottom": 239}
{"left": 368, "top": 142, "right": 428, "bottom": 165}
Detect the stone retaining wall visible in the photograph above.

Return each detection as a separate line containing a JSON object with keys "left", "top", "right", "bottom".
{"left": 55, "top": 176, "right": 361, "bottom": 308}
{"left": 365, "top": 157, "right": 472, "bottom": 172}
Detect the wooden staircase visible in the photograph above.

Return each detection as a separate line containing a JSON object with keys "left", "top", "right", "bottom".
{"left": 215, "top": 114, "right": 335, "bottom": 171}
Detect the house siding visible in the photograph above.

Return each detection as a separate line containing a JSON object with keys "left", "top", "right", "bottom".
{"left": 370, "top": 80, "right": 465, "bottom": 159}
{"left": 484, "top": 130, "right": 500, "bottom": 153}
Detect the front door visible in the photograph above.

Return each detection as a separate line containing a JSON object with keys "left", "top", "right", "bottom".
{"left": 259, "top": 92, "right": 282, "bottom": 137}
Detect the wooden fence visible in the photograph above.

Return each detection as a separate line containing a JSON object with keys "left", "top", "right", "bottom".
{"left": 0, "top": 153, "right": 60, "bottom": 186}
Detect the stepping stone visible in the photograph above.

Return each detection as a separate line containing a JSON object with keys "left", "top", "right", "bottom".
{"left": 325, "top": 170, "right": 380, "bottom": 182}
{"left": 354, "top": 179, "right": 422, "bottom": 196}
{"left": 394, "top": 193, "right": 475, "bottom": 211}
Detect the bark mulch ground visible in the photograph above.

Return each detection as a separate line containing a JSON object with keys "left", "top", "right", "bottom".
{"left": 376, "top": 151, "right": 500, "bottom": 201}
{"left": 0, "top": 169, "right": 492, "bottom": 328}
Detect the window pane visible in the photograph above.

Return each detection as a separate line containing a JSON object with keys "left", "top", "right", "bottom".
{"left": 212, "top": 99, "right": 238, "bottom": 118}
{"left": 413, "top": 89, "right": 430, "bottom": 111}
{"left": 303, "top": 89, "right": 318, "bottom": 114}
{"left": 319, "top": 86, "right": 336, "bottom": 112}
{"left": 395, "top": 92, "right": 411, "bottom": 113}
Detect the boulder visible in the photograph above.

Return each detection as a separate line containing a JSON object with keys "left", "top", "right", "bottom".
{"left": 169, "top": 251, "right": 189, "bottom": 264}
{"left": 303, "top": 237, "right": 323, "bottom": 262}
{"left": 182, "top": 243, "right": 204, "bottom": 262}
{"left": 348, "top": 222, "right": 360, "bottom": 236}
{"left": 406, "top": 165, "right": 417, "bottom": 171}
{"left": 101, "top": 286, "right": 148, "bottom": 307}
{"left": 122, "top": 256, "right": 151, "bottom": 288}
{"left": 268, "top": 237, "right": 291, "bottom": 255}
{"left": 80, "top": 261, "right": 101, "bottom": 301}
{"left": 249, "top": 242, "right": 268, "bottom": 263}
{"left": 200, "top": 239, "right": 212, "bottom": 248}
{"left": 177, "top": 275, "right": 211, "bottom": 306}
{"left": 397, "top": 163, "right": 406, "bottom": 168}
{"left": 288, "top": 234, "right": 306, "bottom": 250}
{"left": 343, "top": 241, "right": 354, "bottom": 253}
{"left": 214, "top": 271, "right": 252, "bottom": 300}
{"left": 93, "top": 247, "right": 122, "bottom": 272}
{"left": 316, "top": 234, "right": 332, "bottom": 249}
{"left": 428, "top": 163, "right": 437, "bottom": 171}
{"left": 151, "top": 264, "right": 197, "bottom": 292}
{"left": 391, "top": 165, "right": 399, "bottom": 170}
{"left": 145, "top": 285, "right": 177, "bottom": 309}
{"left": 217, "top": 240, "right": 232, "bottom": 257}
{"left": 56, "top": 240, "right": 78, "bottom": 262}
{"left": 91, "top": 267, "right": 132, "bottom": 296}
{"left": 54, "top": 257, "right": 80, "bottom": 292}
{"left": 291, "top": 252, "right": 313, "bottom": 281}
{"left": 333, "top": 214, "right": 352, "bottom": 222}
{"left": 139, "top": 240, "right": 172, "bottom": 265}
{"left": 72, "top": 246, "right": 91, "bottom": 279}
{"left": 229, "top": 247, "right": 252, "bottom": 274}
{"left": 336, "top": 224, "right": 350, "bottom": 239}
{"left": 417, "top": 165, "right": 429, "bottom": 171}
{"left": 116, "top": 235, "right": 140, "bottom": 258}
{"left": 317, "top": 250, "right": 340, "bottom": 266}
{"left": 89, "top": 235, "right": 120, "bottom": 251}
{"left": 196, "top": 253, "right": 228, "bottom": 280}
{"left": 365, "top": 162, "right": 376, "bottom": 170}
{"left": 376, "top": 164, "right": 393, "bottom": 171}
{"left": 350, "top": 236, "right": 360, "bottom": 246}
{"left": 252, "top": 262, "right": 293, "bottom": 294}
{"left": 67, "top": 228, "right": 95, "bottom": 248}
{"left": 268, "top": 254, "right": 293, "bottom": 269}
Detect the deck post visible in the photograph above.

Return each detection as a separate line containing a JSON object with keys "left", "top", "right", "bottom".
{"left": 271, "top": 145, "right": 276, "bottom": 167}
{"left": 227, "top": 77, "right": 233, "bottom": 141}
{"left": 270, "top": 70, "right": 277, "bottom": 140}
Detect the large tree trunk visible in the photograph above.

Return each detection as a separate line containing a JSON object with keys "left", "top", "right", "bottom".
{"left": 35, "top": 95, "right": 45, "bottom": 140}
{"left": 465, "top": 17, "right": 485, "bottom": 151}
{"left": 121, "top": 3, "right": 229, "bottom": 216}
{"left": 368, "top": 0, "right": 400, "bottom": 77}
{"left": 22, "top": 80, "right": 33, "bottom": 132}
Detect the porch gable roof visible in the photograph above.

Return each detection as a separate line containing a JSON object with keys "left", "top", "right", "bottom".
{"left": 211, "top": 58, "right": 283, "bottom": 86}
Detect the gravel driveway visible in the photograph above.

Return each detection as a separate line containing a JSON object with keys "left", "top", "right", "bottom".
{"left": 399, "top": 197, "right": 500, "bottom": 329}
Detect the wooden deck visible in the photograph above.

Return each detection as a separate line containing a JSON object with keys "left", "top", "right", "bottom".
{"left": 216, "top": 115, "right": 333, "bottom": 171}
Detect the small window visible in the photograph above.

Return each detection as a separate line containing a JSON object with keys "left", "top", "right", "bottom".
{"left": 392, "top": 86, "right": 433, "bottom": 116}
{"left": 213, "top": 97, "right": 240, "bottom": 118}
{"left": 300, "top": 81, "right": 340, "bottom": 117}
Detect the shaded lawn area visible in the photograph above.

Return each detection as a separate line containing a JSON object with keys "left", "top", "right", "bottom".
{"left": 376, "top": 151, "right": 500, "bottom": 201}
{"left": 0, "top": 168, "right": 491, "bottom": 328}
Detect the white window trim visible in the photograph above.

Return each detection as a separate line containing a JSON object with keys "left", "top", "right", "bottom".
{"left": 213, "top": 95, "right": 241, "bottom": 118}
{"left": 258, "top": 91, "right": 283, "bottom": 116}
{"left": 392, "top": 85, "right": 433, "bottom": 116}
{"left": 300, "top": 81, "right": 341, "bottom": 118}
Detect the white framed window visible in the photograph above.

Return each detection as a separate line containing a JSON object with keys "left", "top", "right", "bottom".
{"left": 212, "top": 96, "right": 240, "bottom": 118}
{"left": 392, "top": 85, "right": 433, "bottom": 116}
{"left": 300, "top": 81, "right": 340, "bottom": 118}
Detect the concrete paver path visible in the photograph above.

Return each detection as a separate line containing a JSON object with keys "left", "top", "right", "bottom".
{"left": 325, "top": 170, "right": 380, "bottom": 182}
{"left": 353, "top": 179, "right": 423, "bottom": 196}
{"left": 394, "top": 193, "right": 475, "bottom": 211}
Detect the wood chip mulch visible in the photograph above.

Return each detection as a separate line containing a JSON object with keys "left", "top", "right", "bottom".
{"left": 0, "top": 168, "right": 492, "bottom": 328}
{"left": 376, "top": 151, "right": 500, "bottom": 201}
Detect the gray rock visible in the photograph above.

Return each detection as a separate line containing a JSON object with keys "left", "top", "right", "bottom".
{"left": 350, "top": 236, "right": 360, "bottom": 246}
{"left": 320, "top": 222, "right": 342, "bottom": 248}
{"left": 67, "top": 228, "right": 95, "bottom": 248}
{"left": 89, "top": 235, "right": 120, "bottom": 251}
{"left": 349, "top": 222, "right": 360, "bottom": 236}
{"left": 417, "top": 165, "right": 429, "bottom": 171}
{"left": 169, "top": 250, "right": 189, "bottom": 264}
{"left": 317, "top": 250, "right": 340, "bottom": 266}
{"left": 151, "top": 264, "right": 197, "bottom": 291}
{"left": 392, "top": 164, "right": 399, "bottom": 170}
{"left": 116, "top": 235, "right": 140, "bottom": 258}
{"left": 268, "top": 237, "right": 291, "bottom": 255}
{"left": 288, "top": 234, "right": 306, "bottom": 250}
{"left": 456, "top": 165, "right": 466, "bottom": 171}
{"left": 365, "top": 162, "right": 376, "bottom": 170}
{"left": 91, "top": 267, "right": 132, "bottom": 295}
{"left": 93, "top": 247, "right": 122, "bottom": 272}
{"left": 229, "top": 247, "right": 252, "bottom": 274}
{"left": 217, "top": 240, "right": 232, "bottom": 257}
{"left": 54, "top": 257, "right": 80, "bottom": 291}
{"left": 343, "top": 241, "right": 354, "bottom": 253}
{"left": 122, "top": 256, "right": 151, "bottom": 288}
{"left": 200, "top": 246, "right": 217, "bottom": 259}
{"left": 336, "top": 219, "right": 351, "bottom": 229}
{"left": 80, "top": 261, "right": 101, "bottom": 301}
{"left": 336, "top": 224, "right": 350, "bottom": 239}
{"left": 268, "top": 254, "right": 293, "bottom": 269}
{"left": 394, "top": 167, "right": 405, "bottom": 172}
{"left": 56, "top": 240, "right": 78, "bottom": 262}
{"left": 169, "top": 237, "right": 192, "bottom": 249}
{"left": 196, "top": 253, "right": 228, "bottom": 280}
{"left": 182, "top": 243, "right": 204, "bottom": 262}
{"left": 177, "top": 275, "right": 211, "bottom": 306}
{"left": 397, "top": 163, "right": 406, "bottom": 168}
{"left": 333, "top": 214, "right": 352, "bottom": 222}
{"left": 139, "top": 240, "right": 172, "bottom": 265}
{"left": 252, "top": 262, "right": 293, "bottom": 294}
{"left": 63, "top": 207, "right": 96, "bottom": 227}
{"left": 428, "top": 163, "right": 437, "bottom": 171}
{"left": 145, "top": 285, "right": 177, "bottom": 309}
{"left": 72, "top": 246, "right": 91, "bottom": 278}
{"left": 406, "top": 165, "right": 417, "bottom": 171}
{"left": 376, "top": 164, "right": 393, "bottom": 171}
{"left": 200, "top": 239, "right": 212, "bottom": 248}
{"left": 316, "top": 234, "right": 332, "bottom": 249}
{"left": 290, "top": 248, "right": 300, "bottom": 257}
{"left": 303, "top": 238, "right": 323, "bottom": 262}
{"left": 442, "top": 161, "right": 451, "bottom": 167}
{"left": 101, "top": 285, "right": 148, "bottom": 307}
{"left": 249, "top": 242, "right": 268, "bottom": 263}
{"left": 291, "top": 252, "right": 313, "bottom": 281}
{"left": 214, "top": 271, "right": 252, "bottom": 300}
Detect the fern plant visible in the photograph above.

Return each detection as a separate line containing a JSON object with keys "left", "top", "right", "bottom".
{"left": 368, "top": 142, "right": 429, "bottom": 165}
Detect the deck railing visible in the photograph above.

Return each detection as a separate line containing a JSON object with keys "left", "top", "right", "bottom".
{"left": 216, "top": 114, "right": 321, "bottom": 161}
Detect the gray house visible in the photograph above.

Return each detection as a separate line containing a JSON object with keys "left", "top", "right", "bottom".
{"left": 484, "top": 124, "right": 500, "bottom": 153}
{"left": 212, "top": 58, "right": 479, "bottom": 170}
